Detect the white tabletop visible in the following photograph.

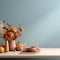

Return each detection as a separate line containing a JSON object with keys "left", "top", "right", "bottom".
{"left": 0, "top": 48, "right": 60, "bottom": 58}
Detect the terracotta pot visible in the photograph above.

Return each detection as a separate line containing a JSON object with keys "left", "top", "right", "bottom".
{"left": 9, "top": 40, "right": 16, "bottom": 51}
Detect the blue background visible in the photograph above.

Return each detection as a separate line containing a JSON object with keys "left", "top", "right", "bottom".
{"left": 0, "top": 0, "right": 60, "bottom": 48}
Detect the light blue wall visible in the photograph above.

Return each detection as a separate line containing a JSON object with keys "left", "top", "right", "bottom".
{"left": 0, "top": 0, "right": 60, "bottom": 47}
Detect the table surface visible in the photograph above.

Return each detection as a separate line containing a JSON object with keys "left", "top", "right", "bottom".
{"left": 0, "top": 48, "right": 60, "bottom": 58}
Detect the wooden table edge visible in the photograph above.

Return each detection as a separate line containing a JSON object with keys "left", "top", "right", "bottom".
{"left": 0, "top": 56, "right": 60, "bottom": 58}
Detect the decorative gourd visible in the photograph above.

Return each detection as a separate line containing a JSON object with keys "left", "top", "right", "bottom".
{"left": 16, "top": 42, "right": 24, "bottom": 51}
{"left": 0, "top": 46, "right": 5, "bottom": 53}
{"left": 15, "top": 46, "right": 23, "bottom": 51}
{"left": 16, "top": 42, "right": 24, "bottom": 47}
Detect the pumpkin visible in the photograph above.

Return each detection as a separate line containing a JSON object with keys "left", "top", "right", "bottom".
{"left": 0, "top": 46, "right": 5, "bottom": 53}
{"left": 15, "top": 46, "right": 23, "bottom": 51}
{"left": 16, "top": 42, "right": 24, "bottom": 47}
{"left": 16, "top": 42, "right": 24, "bottom": 51}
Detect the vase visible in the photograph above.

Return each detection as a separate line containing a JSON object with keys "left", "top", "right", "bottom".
{"left": 9, "top": 40, "right": 16, "bottom": 51}
{"left": 5, "top": 40, "right": 9, "bottom": 52}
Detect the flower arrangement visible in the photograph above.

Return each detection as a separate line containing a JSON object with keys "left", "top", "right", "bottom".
{"left": 0, "top": 20, "right": 24, "bottom": 52}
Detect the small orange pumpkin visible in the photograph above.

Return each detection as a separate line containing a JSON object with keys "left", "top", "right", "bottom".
{"left": 16, "top": 42, "right": 24, "bottom": 51}
{"left": 16, "top": 42, "right": 24, "bottom": 47}
{"left": 0, "top": 46, "right": 5, "bottom": 53}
